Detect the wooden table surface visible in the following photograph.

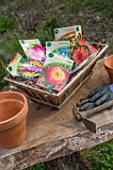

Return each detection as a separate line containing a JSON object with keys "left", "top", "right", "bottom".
{"left": 1, "top": 60, "right": 113, "bottom": 170}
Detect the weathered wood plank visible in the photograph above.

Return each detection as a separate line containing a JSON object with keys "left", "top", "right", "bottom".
{"left": 0, "top": 59, "right": 113, "bottom": 170}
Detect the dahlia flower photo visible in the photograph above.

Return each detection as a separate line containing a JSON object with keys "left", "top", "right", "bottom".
{"left": 72, "top": 46, "right": 88, "bottom": 66}
{"left": 72, "top": 38, "right": 97, "bottom": 65}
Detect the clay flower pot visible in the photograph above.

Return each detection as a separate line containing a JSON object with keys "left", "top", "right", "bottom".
{"left": 104, "top": 55, "right": 113, "bottom": 83}
{"left": 0, "top": 91, "right": 28, "bottom": 148}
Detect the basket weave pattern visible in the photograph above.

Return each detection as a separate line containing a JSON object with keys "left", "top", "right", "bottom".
{"left": 4, "top": 42, "right": 108, "bottom": 109}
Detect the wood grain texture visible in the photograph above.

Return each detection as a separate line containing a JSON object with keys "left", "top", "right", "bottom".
{"left": 1, "top": 59, "right": 113, "bottom": 170}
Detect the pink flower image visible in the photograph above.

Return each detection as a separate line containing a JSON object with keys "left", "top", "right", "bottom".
{"left": 45, "top": 65, "right": 68, "bottom": 85}
{"left": 27, "top": 44, "right": 46, "bottom": 62}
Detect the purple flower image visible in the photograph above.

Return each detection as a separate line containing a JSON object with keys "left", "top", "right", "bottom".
{"left": 17, "top": 58, "right": 44, "bottom": 79}
{"left": 27, "top": 65, "right": 43, "bottom": 72}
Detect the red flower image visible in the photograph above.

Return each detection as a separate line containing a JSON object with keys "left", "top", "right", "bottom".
{"left": 77, "top": 38, "right": 97, "bottom": 54}
{"left": 45, "top": 65, "right": 68, "bottom": 85}
{"left": 72, "top": 47, "right": 88, "bottom": 66}
{"left": 77, "top": 38, "right": 85, "bottom": 45}
{"left": 85, "top": 42, "right": 97, "bottom": 53}
{"left": 70, "top": 42, "right": 74, "bottom": 54}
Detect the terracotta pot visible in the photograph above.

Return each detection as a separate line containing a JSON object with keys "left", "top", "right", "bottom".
{"left": 104, "top": 55, "right": 113, "bottom": 83}
{"left": 0, "top": 91, "right": 28, "bottom": 148}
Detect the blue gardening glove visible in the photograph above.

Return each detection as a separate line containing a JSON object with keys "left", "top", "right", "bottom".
{"left": 77, "top": 84, "right": 113, "bottom": 111}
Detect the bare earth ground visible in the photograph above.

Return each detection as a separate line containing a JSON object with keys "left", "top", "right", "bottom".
{"left": 0, "top": 0, "right": 113, "bottom": 58}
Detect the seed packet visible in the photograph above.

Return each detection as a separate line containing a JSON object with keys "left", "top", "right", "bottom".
{"left": 54, "top": 25, "right": 82, "bottom": 54}
{"left": 71, "top": 38, "right": 97, "bottom": 66}
{"left": 36, "top": 53, "right": 73, "bottom": 91}
{"left": 7, "top": 53, "right": 44, "bottom": 79}
{"left": 54, "top": 25, "right": 82, "bottom": 41}
{"left": 19, "top": 39, "right": 46, "bottom": 63}
{"left": 46, "top": 41, "right": 70, "bottom": 59}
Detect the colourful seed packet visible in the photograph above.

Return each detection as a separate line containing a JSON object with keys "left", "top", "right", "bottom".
{"left": 54, "top": 25, "right": 82, "bottom": 41}
{"left": 54, "top": 25, "right": 82, "bottom": 54}
{"left": 71, "top": 38, "right": 97, "bottom": 66}
{"left": 46, "top": 41, "right": 70, "bottom": 59}
{"left": 7, "top": 53, "right": 44, "bottom": 79}
{"left": 36, "top": 53, "right": 74, "bottom": 91}
{"left": 19, "top": 39, "right": 46, "bottom": 63}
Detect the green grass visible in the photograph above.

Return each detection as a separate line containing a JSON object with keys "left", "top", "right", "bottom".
{"left": 0, "top": 60, "right": 7, "bottom": 80}
{"left": 0, "top": 16, "right": 18, "bottom": 34}
{"left": 0, "top": 81, "right": 7, "bottom": 91}
{"left": 0, "top": 60, "right": 7, "bottom": 91}
{"left": 81, "top": 139, "right": 113, "bottom": 170}
{"left": 25, "top": 163, "right": 45, "bottom": 170}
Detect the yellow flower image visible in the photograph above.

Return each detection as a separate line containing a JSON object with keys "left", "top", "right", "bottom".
{"left": 23, "top": 72, "right": 37, "bottom": 77}
{"left": 29, "top": 61, "right": 44, "bottom": 68}
{"left": 51, "top": 67, "right": 65, "bottom": 81}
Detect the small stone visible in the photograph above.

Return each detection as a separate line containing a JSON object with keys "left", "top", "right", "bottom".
{"left": 96, "top": 16, "right": 100, "bottom": 21}
{"left": 102, "top": 39, "right": 106, "bottom": 43}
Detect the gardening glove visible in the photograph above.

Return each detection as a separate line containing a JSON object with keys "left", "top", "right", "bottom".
{"left": 77, "top": 84, "right": 113, "bottom": 111}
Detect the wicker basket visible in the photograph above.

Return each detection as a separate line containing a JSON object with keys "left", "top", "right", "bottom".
{"left": 4, "top": 42, "right": 108, "bottom": 109}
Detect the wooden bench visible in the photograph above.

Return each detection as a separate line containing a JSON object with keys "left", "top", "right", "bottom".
{"left": 0, "top": 60, "right": 113, "bottom": 170}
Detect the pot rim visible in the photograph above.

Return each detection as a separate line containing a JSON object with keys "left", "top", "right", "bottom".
{"left": 104, "top": 55, "right": 113, "bottom": 69}
{"left": 0, "top": 91, "right": 27, "bottom": 125}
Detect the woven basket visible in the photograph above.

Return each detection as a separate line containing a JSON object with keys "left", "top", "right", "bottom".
{"left": 4, "top": 42, "right": 108, "bottom": 109}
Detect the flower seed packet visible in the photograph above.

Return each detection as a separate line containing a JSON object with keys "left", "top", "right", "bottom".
{"left": 72, "top": 38, "right": 97, "bottom": 66}
{"left": 54, "top": 25, "right": 82, "bottom": 41}
{"left": 7, "top": 53, "right": 44, "bottom": 79}
{"left": 46, "top": 41, "right": 70, "bottom": 59}
{"left": 36, "top": 53, "right": 73, "bottom": 91}
{"left": 19, "top": 39, "right": 46, "bottom": 63}
{"left": 54, "top": 25, "right": 82, "bottom": 54}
